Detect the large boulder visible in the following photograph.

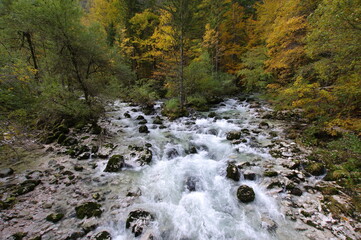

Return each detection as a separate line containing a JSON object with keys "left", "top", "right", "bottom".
{"left": 138, "top": 149, "right": 153, "bottom": 165}
{"left": 126, "top": 210, "right": 154, "bottom": 237}
{"left": 226, "top": 163, "right": 240, "bottom": 181}
{"left": 75, "top": 202, "right": 102, "bottom": 219}
{"left": 226, "top": 131, "right": 242, "bottom": 141}
{"left": 0, "top": 168, "right": 14, "bottom": 178}
{"left": 306, "top": 163, "right": 326, "bottom": 176}
{"left": 104, "top": 155, "right": 124, "bottom": 172}
{"left": 237, "top": 185, "right": 255, "bottom": 203}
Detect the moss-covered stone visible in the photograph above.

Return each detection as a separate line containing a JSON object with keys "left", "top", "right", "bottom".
{"left": 63, "top": 137, "right": 78, "bottom": 146}
{"left": 126, "top": 210, "right": 154, "bottom": 237}
{"left": 306, "top": 163, "right": 326, "bottom": 176}
{"left": 46, "top": 213, "right": 64, "bottom": 223}
{"left": 93, "top": 231, "right": 112, "bottom": 240}
{"left": 263, "top": 171, "right": 278, "bottom": 177}
{"left": 104, "top": 155, "right": 124, "bottom": 172}
{"left": 226, "top": 163, "right": 240, "bottom": 181}
{"left": 11, "top": 232, "right": 27, "bottom": 240}
{"left": 226, "top": 131, "right": 242, "bottom": 141}
{"left": 237, "top": 185, "right": 255, "bottom": 203}
{"left": 139, "top": 125, "right": 149, "bottom": 133}
{"left": 15, "top": 179, "right": 41, "bottom": 196}
{"left": 75, "top": 202, "right": 102, "bottom": 219}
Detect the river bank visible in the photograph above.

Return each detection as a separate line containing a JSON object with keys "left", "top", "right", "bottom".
{"left": 1, "top": 97, "right": 360, "bottom": 240}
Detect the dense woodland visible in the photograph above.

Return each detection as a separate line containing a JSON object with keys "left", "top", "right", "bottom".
{"left": 0, "top": 0, "right": 360, "bottom": 207}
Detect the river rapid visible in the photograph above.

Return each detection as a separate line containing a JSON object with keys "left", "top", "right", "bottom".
{"left": 1, "top": 97, "right": 359, "bottom": 240}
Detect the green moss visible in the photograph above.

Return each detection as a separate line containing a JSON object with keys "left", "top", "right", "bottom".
{"left": 75, "top": 202, "right": 102, "bottom": 219}
{"left": 264, "top": 171, "right": 278, "bottom": 177}
{"left": 46, "top": 213, "right": 64, "bottom": 223}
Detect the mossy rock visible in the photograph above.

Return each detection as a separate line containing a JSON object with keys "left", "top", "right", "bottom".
{"left": 126, "top": 210, "right": 154, "bottom": 237}
{"left": 11, "top": 232, "right": 27, "bottom": 240}
{"left": 15, "top": 180, "right": 41, "bottom": 196}
{"left": 237, "top": 185, "right": 255, "bottom": 203}
{"left": 139, "top": 125, "right": 149, "bottom": 134}
{"left": 208, "top": 112, "right": 217, "bottom": 118}
{"left": 46, "top": 213, "right": 64, "bottom": 223}
{"left": 153, "top": 116, "right": 163, "bottom": 125}
{"left": 75, "top": 202, "right": 102, "bottom": 219}
{"left": 319, "top": 187, "right": 339, "bottom": 195}
{"left": 54, "top": 124, "right": 70, "bottom": 134}
{"left": 138, "top": 149, "right": 153, "bottom": 165}
{"left": 93, "top": 231, "right": 111, "bottom": 240}
{"left": 226, "top": 131, "right": 242, "bottom": 141}
{"left": 104, "top": 155, "right": 124, "bottom": 172}
{"left": 226, "top": 163, "right": 240, "bottom": 181}
{"left": 306, "top": 163, "right": 326, "bottom": 176}
{"left": 263, "top": 171, "right": 278, "bottom": 177}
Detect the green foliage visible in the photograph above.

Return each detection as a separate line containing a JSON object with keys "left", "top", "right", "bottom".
{"left": 128, "top": 79, "right": 160, "bottom": 105}
{"left": 162, "top": 98, "right": 188, "bottom": 120}
{"left": 238, "top": 47, "right": 272, "bottom": 92}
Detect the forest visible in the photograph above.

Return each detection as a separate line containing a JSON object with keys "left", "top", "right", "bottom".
{"left": 0, "top": 0, "right": 360, "bottom": 237}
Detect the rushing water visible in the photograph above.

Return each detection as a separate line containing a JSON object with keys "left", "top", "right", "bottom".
{"left": 99, "top": 98, "right": 307, "bottom": 240}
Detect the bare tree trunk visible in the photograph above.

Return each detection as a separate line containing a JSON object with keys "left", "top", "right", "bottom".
{"left": 23, "top": 32, "right": 39, "bottom": 81}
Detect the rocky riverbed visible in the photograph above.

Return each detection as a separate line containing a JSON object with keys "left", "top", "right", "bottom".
{"left": 1, "top": 97, "right": 360, "bottom": 240}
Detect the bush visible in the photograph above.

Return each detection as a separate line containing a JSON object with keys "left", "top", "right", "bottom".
{"left": 162, "top": 98, "right": 188, "bottom": 120}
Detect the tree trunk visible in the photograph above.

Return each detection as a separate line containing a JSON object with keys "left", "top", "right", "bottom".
{"left": 23, "top": 32, "right": 39, "bottom": 81}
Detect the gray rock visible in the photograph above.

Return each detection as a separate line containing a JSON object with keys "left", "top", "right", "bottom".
{"left": 104, "top": 155, "right": 124, "bottom": 172}
{"left": 0, "top": 168, "right": 14, "bottom": 178}
{"left": 126, "top": 210, "right": 154, "bottom": 237}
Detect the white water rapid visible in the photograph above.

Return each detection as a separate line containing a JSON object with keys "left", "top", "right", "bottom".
{"left": 98, "top": 98, "right": 308, "bottom": 240}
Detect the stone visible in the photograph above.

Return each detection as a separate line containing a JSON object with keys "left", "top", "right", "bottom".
{"left": 208, "top": 112, "right": 217, "bottom": 118}
{"left": 237, "top": 185, "right": 255, "bottom": 203}
{"left": 9, "top": 232, "right": 27, "bottom": 240}
{"left": 91, "top": 123, "right": 102, "bottom": 135}
{"left": 124, "top": 113, "right": 131, "bottom": 118}
{"left": 226, "top": 131, "right": 242, "bottom": 141}
{"left": 136, "top": 115, "right": 145, "bottom": 120}
{"left": 91, "top": 146, "right": 99, "bottom": 154}
{"left": 153, "top": 116, "right": 163, "bottom": 125}
{"left": 15, "top": 179, "right": 41, "bottom": 196}
{"left": 0, "top": 168, "right": 14, "bottom": 178}
{"left": 139, "top": 125, "right": 149, "bottom": 134}
{"left": 74, "top": 165, "right": 84, "bottom": 172}
{"left": 78, "top": 152, "right": 91, "bottom": 160}
{"left": 185, "top": 176, "right": 200, "bottom": 192}
{"left": 306, "top": 163, "right": 326, "bottom": 176}
{"left": 166, "top": 148, "right": 179, "bottom": 159}
{"left": 243, "top": 170, "right": 256, "bottom": 181}
{"left": 75, "top": 202, "right": 102, "bottom": 219}
{"left": 126, "top": 210, "right": 154, "bottom": 237}
{"left": 93, "top": 231, "right": 112, "bottom": 240}
{"left": 138, "top": 149, "right": 153, "bottom": 165}
{"left": 261, "top": 216, "right": 278, "bottom": 232}
{"left": 226, "top": 163, "right": 240, "bottom": 181}
{"left": 139, "top": 119, "right": 148, "bottom": 125}
{"left": 104, "top": 155, "right": 124, "bottom": 172}
{"left": 290, "top": 187, "right": 302, "bottom": 196}
{"left": 263, "top": 171, "right": 278, "bottom": 177}
{"left": 46, "top": 213, "right": 64, "bottom": 223}
{"left": 259, "top": 122, "right": 270, "bottom": 129}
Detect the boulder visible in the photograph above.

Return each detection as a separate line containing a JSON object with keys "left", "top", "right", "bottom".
{"left": 93, "top": 231, "right": 112, "bottom": 240}
{"left": 306, "top": 163, "right": 326, "bottom": 176}
{"left": 136, "top": 115, "right": 145, "bottom": 120}
{"left": 139, "top": 125, "right": 149, "bottom": 134}
{"left": 15, "top": 179, "right": 41, "bottom": 196}
{"left": 153, "top": 116, "right": 163, "bottom": 125}
{"left": 243, "top": 170, "right": 256, "bottom": 181}
{"left": 78, "top": 152, "right": 91, "bottom": 160}
{"left": 261, "top": 216, "right": 278, "bottom": 232}
{"left": 91, "top": 146, "right": 99, "bottom": 154}
{"left": 263, "top": 171, "right": 278, "bottom": 177}
{"left": 104, "top": 155, "right": 124, "bottom": 172}
{"left": 75, "top": 202, "right": 102, "bottom": 219}
{"left": 126, "top": 210, "right": 154, "bottom": 237}
{"left": 226, "top": 131, "right": 242, "bottom": 141}
{"left": 0, "top": 168, "right": 14, "bottom": 178}
{"left": 166, "top": 148, "right": 179, "bottom": 159}
{"left": 226, "top": 163, "right": 240, "bottom": 181}
{"left": 138, "top": 149, "right": 153, "bottom": 165}
{"left": 208, "top": 112, "right": 217, "bottom": 118}
{"left": 237, "top": 185, "right": 255, "bottom": 203}
{"left": 124, "top": 113, "right": 131, "bottom": 118}
{"left": 290, "top": 187, "right": 302, "bottom": 196}
{"left": 259, "top": 122, "right": 270, "bottom": 130}
{"left": 46, "top": 213, "right": 64, "bottom": 223}
{"left": 185, "top": 176, "right": 200, "bottom": 192}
